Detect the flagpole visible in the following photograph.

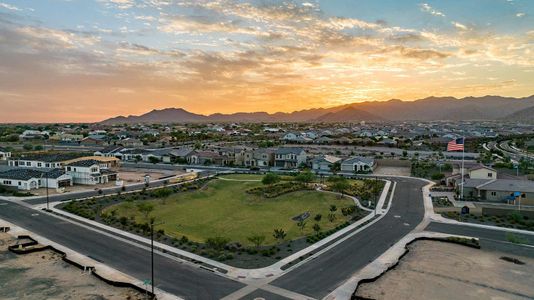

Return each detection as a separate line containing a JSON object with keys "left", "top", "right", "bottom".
{"left": 460, "top": 136, "right": 465, "bottom": 200}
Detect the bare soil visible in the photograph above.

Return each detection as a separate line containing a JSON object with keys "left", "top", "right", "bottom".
{"left": 0, "top": 233, "right": 144, "bottom": 300}
{"left": 356, "top": 240, "right": 534, "bottom": 300}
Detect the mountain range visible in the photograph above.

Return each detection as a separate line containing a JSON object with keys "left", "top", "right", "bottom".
{"left": 100, "top": 95, "right": 534, "bottom": 124}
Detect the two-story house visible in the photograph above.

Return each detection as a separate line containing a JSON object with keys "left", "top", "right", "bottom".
{"left": 274, "top": 148, "right": 307, "bottom": 169}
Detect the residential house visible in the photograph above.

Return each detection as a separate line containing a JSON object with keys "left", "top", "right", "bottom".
{"left": 19, "top": 130, "right": 49, "bottom": 140}
{"left": 8, "top": 153, "right": 87, "bottom": 169}
{"left": 80, "top": 135, "right": 107, "bottom": 146}
{"left": 0, "top": 168, "right": 72, "bottom": 190}
{"left": 94, "top": 145, "right": 125, "bottom": 158}
{"left": 0, "top": 147, "right": 11, "bottom": 161}
{"left": 186, "top": 150, "right": 227, "bottom": 165}
{"left": 253, "top": 148, "right": 275, "bottom": 167}
{"left": 118, "top": 138, "right": 143, "bottom": 148}
{"left": 311, "top": 155, "right": 342, "bottom": 172}
{"left": 340, "top": 157, "right": 375, "bottom": 173}
{"left": 463, "top": 178, "right": 534, "bottom": 205}
{"left": 65, "top": 159, "right": 118, "bottom": 185}
{"left": 274, "top": 148, "right": 307, "bottom": 169}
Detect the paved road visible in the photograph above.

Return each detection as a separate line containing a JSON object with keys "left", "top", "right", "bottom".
{"left": 0, "top": 199, "right": 244, "bottom": 299}
{"left": 269, "top": 177, "right": 427, "bottom": 299}
{"left": 22, "top": 173, "right": 218, "bottom": 206}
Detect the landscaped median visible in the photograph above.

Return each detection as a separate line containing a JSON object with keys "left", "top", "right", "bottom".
{"left": 55, "top": 173, "right": 383, "bottom": 268}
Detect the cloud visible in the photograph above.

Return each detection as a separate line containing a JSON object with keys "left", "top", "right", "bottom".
{"left": 0, "top": 2, "right": 20, "bottom": 11}
{"left": 419, "top": 3, "right": 445, "bottom": 17}
{"left": 516, "top": 12, "right": 526, "bottom": 18}
{"left": 451, "top": 21, "right": 468, "bottom": 31}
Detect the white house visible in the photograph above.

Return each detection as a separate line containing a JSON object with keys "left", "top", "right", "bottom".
{"left": 19, "top": 130, "right": 49, "bottom": 139}
{"left": 468, "top": 165, "right": 497, "bottom": 180}
{"left": 281, "top": 132, "right": 299, "bottom": 141}
{"left": 340, "top": 157, "right": 375, "bottom": 173}
{"left": 0, "top": 147, "right": 11, "bottom": 161}
{"left": 0, "top": 169, "right": 72, "bottom": 190}
{"left": 65, "top": 159, "right": 118, "bottom": 185}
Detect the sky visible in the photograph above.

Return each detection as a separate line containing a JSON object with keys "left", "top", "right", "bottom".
{"left": 0, "top": 0, "right": 533, "bottom": 122}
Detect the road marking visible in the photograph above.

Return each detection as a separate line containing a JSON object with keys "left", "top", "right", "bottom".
{"left": 0, "top": 203, "right": 8, "bottom": 206}
{"left": 403, "top": 223, "right": 410, "bottom": 226}
{"left": 31, "top": 213, "right": 39, "bottom": 216}
{"left": 394, "top": 215, "right": 401, "bottom": 218}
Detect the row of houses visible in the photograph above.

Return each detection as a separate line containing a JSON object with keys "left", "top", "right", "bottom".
{"left": 1, "top": 154, "right": 120, "bottom": 190}
{"left": 93, "top": 145, "right": 375, "bottom": 173}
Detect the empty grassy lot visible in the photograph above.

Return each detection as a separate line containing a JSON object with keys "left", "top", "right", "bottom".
{"left": 105, "top": 177, "right": 354, "bottom": 245}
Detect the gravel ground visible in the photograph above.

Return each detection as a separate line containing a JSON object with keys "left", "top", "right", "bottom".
{"left": 0, "top": 233, "right": 144, "bottom": 300}
{"left": 356, "top": 240, "right": 534, "bottom": 300}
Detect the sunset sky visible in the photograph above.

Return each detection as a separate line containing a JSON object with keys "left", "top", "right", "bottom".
{"left": 0, "top": 0, "right": 533, "bottom": 122}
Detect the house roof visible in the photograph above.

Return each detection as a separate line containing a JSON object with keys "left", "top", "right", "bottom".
{"left": 312, "top": 155, "right": 341, "bottom": 164}
{"left": 0, "top": 168, "right": 66, "bottom": 180}
{"left": 66, "top": 159, "right": 100, "bottom": 167}
{"left": 478, "top": 179, "right": 534, "bottom": 193}
{"left": 18, "top": 152, "right": 89, "bottom": 163}
{"left": 468, "top": 165, "right": 496, "bottom": 172}
{"left": 342, "top": 156, "right": 374, "bottom": 165}
{"left": 275, "top": 147, "right": 305, "bottom": 155}
{"left": 97, "top": 145, "right": 124, "bottom": 154}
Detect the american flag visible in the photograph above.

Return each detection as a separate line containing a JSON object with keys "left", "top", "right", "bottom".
{"left": 447, "top": 138, "right": 464, "bottom": 151}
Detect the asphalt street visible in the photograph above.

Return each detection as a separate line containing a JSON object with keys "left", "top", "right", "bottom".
{"left": 269, "top": 177, "right": 427, "bottom": 299}
{"left": 0, "top": 199, "right": 245, "bottom": 299}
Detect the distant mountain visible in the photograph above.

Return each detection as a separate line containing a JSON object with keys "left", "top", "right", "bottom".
{"left": 314, "top": 107, "right": 383, "bottom": 122}
{"left": 505, "top": 106, "right": 534, "bottom": 122}
{"left": 100, "top": 95, "right": 534, "bottom": 124}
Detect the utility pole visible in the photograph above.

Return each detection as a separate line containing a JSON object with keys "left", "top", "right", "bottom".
{"left": 149, "top": 219, "right": 164, "bottom": 298}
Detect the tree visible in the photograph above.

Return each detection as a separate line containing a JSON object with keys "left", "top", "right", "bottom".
{"left": 273, "top": 228, "right": 287, "bottom": 243}
{"left": 329, "top": 205, "right": 337, "bottom": 213}
{"left": 330, "top": 162, "right": 341, "bottom": 174}
{"left": 295, "top": 170, "right": 316, "bottom": 184}
{"left": 329, "top": 176, "right": 350, "bottom": 197}
{"left": 148, "top": 156, "right": 160, "bottom": 164}
{"left": 23, "top": 144, "right": 33, "bottom": 151}
{"left": 134, "top": 155, "right": 142, "bottom": 164}
{"left": 312, "top": 223, "right": 321, "bottom": 235}
{"left": 297, "top": 220, "right": 307, "bottom": 232}
{"left": 205, "top": 236, "right": 230, "bottom": 251}
{"left": 137, "top": 202, "right": 154, "bottom": 220}
{"left": 328, "top": 213, "right": 336, "bottom": 222}
{"left": 262, "top": 173, "right": 280, "bottom": 186}
{"left": 402, "top": 150, "right": 408, "bottom": 158}
{"left": 314, "top": 214, "right": 322, "bottom": 222}
{"left": 247, "top": 234, "right": 266, "bottom": 248}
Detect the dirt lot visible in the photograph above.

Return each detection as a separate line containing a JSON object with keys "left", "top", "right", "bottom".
{"left": 0, "top": 233, "right": 144, "bottom": 300}
{"left": 373, "top": 166, "right": 411, "bottom": 176}
{"left": 356, "top": 240, "right": 534, "bottom": 300}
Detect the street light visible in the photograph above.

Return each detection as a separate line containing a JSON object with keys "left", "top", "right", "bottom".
{"left": 149, "top": 219, "right": 164, "bottom": 298}
{"left": 45, "top": 169, "right": 49, "bottom": 211}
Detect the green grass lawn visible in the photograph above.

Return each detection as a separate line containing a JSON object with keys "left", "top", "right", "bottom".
{"left": 105, "top": 177, "right": 354, "bottom": 245}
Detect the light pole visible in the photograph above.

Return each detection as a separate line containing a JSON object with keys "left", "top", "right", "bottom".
{"left": 149, "top": 219, "right": 164, "bottom": 298}
{"left": 45, "top": 170, "right": 49, "bottom": 210}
